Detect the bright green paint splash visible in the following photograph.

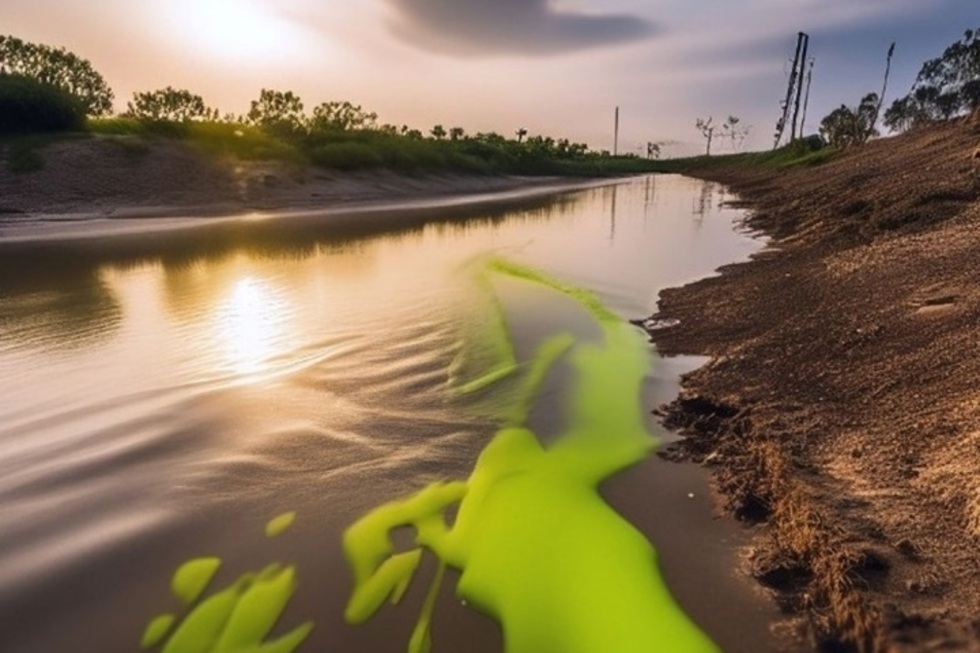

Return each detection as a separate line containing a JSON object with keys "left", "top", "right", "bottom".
{"left": 344, "top": 257, "right": 719, "bottom": 653}
{"left": 142, "top": 520, "right": 313, "bottom": 653}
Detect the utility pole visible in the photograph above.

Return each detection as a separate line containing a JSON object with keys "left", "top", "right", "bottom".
{"left": 614, "top": 106, "right": 620, "bottom": 156}
{"left": 799, "top": 58, "right": 815, "bottom": 137}
{"left": 869, "top": 42, "right": 896, "bottom": 139}
{"left": 790, "top": 33, "right": 810, "bottom": 141}
{"left": 774, "top": 32, "right": 808, "bottom": 148}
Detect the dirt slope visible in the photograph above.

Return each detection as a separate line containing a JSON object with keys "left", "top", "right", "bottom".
{"left": 646, "top": 118, "right": 980, "bottom": 651}
{"left": 0, "top": 136, "right": 559, "bottom": 221}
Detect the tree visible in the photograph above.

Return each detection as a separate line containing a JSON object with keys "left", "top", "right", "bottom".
{"left": 247, "top": 89, "right": 304, "bottom": 133}
{"left": 883, "top": 96, "right": 915, "bottom": 133}
{"left": 515, "top": 127, "right": 528, "bottom": 143}
{"left": 430, "top": 124, "right": 447, "bottom": 140}
{"left": 449, "top": 126, "right": 465, "bottom": 141}
{"left": 720, "top": 115, "right": 750, "bottom": 152}
{"left": 126, "top": 87, "right": 215, "bottom": 122}
{"left": 819, "top": 93, "right": 879, "bottom": 148}
{"left": 695, "top": 117, "right": 715, "bottom": 156}
{"left": 885, "top": 28, "right": 980, "bottom": 132}
{"left": 309, "top": 100, "right": 377, "bottom": 132}
{"left": 646, "top": 142, "right": 661, "bottom": 159}
{"left": 0, "top": 34, "right": 113, "bottom": 115}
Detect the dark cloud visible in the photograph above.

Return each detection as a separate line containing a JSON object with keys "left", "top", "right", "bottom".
{"left": 384, "top": 0, "right": 657, "bottom": 56}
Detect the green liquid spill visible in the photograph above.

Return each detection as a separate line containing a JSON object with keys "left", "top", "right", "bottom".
{"left": 344, "top": 258, "right": 719, "bottom": 652}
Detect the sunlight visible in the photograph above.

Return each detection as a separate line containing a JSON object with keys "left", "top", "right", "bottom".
{"left": 171, "top": 0, "right": 311, "bottom": 63}
{"left": 216, "top": 277, "right": 287, "bottom": 378}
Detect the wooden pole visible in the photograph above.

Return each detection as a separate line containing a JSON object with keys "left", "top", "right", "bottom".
{"left": 800, "top": 58, "right": 815, "bottom": 137}
{"left": 791, "top": 33, "right": 810, "bottom": 141}
{"left": 614, "top": 106, "right": 620, "bottom": 156}
{"left": 774, "top": 32, "right": 806, "bottom": 148}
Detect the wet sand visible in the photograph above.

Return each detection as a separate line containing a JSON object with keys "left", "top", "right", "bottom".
{"left": 645, "top": 118, "right": 980, "bottom": 651}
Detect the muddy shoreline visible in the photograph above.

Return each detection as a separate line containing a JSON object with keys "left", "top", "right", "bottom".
{"left": 645, "top": 119, "right": 980, "bottom": 651}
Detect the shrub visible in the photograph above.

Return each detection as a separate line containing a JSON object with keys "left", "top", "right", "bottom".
{"left": 308, "top": 142, "right": 384, "bottom": 170}
{"left": 86, "top": 117, "right": 147, "bottom": 136}
{"left": 0, "top": 74, "right": 86, "bottom": 134}
{"left": 184, "top": 121, "right": 303, "bottom": 162}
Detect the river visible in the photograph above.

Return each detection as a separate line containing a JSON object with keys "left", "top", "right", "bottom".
{"left": 0, "top": 175, "right": 778, "bottom": 652}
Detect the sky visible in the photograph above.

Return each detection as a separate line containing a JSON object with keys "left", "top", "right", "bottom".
{"left": 3, "top": 0, "right": 977, "bottom": 155}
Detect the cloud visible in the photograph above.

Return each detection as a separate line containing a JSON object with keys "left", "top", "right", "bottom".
{"left": 383, "top": 0, "right": 657, "bottom": 56}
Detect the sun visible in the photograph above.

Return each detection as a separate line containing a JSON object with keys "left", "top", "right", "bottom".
{"left": 169, "top": 0, "right": 311, "bottom": 63}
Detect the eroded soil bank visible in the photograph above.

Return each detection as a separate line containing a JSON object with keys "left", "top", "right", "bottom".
{"left": 0, "top": 136, "right": 566, "bottom": 223}
{"left": 645, "top": 118, "right": 980, "bottom": 651}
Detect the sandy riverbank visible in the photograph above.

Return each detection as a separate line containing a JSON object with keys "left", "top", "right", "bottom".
{"left": 0, "top": 136, "right": 606, "bottom": 244}
{"left": 645, "top": 118, "right": 980, "bottom": 651}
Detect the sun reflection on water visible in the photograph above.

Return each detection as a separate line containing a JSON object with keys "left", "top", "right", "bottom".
{"left": 216, "top": 276, "right": 289, "bottom": 378}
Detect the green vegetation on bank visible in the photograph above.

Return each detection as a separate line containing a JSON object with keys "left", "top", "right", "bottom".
{"left": 641, "top": 135, "right": 836, "bottom": 175}
{"left": 0, "top": 34, "right": 664, "bottom": 177}
{"left": 84, "top": 114, "right": 663, "bottom": 177}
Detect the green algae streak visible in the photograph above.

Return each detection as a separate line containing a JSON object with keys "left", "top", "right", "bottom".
{"left": 344, "top": 258, "right": 719, "bottom": 653}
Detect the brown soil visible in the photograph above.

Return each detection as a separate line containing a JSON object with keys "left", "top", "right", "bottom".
{"left": 645, "top": 118, "right": 980, "bottom": 652}
{"left": 0, "top": 135, "right": 563, "bottom": 222}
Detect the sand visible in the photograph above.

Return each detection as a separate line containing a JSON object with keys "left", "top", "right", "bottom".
{"left": 645, "top": 117, "right": 980, "bottom": 651}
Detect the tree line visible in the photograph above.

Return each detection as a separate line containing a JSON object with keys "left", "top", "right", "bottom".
{"left": 819, "top": 28, "right": 979, "bottom": 148}
{"left": 0, "top": 34, "right": 602, "bottom": 163}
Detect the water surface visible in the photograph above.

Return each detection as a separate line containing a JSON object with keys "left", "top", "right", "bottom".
{"left": 0, "top": 175, "right": 775, "bottom": 652}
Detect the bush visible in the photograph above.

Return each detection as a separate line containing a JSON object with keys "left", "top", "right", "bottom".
{"left": 184, "top": 121, "right": 303, "bottom": 162}
{"left": 308, "top": 142, "right": 384, "bottom": 170}
{"left": 87, "top": 117, "right": 147, "bottom": 136}
{"left": 0, "top": 74, "right": 86, "bottom": 134}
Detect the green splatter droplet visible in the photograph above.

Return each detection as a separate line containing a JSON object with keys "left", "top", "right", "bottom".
{"left": 265, "top": 512, "right": 297, "bottom": 538}
{"left": 215, "top": 565, "right": 299, "bottom": 650}
{"left": 171, "top": 557, "right": 221, "bottom": 606}
{"left": 140, "top": 614, "right": 175, "bottom": 649}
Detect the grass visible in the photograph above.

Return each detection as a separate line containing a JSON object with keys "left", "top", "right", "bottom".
{"left": 84, "top": 117, "right": 675, "bottom": 177}
{"left": 646, "top": 138, "right": 838, "bottom": 176}
{"left": 15, "top": 115, "right": 803, "bottom": 179}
